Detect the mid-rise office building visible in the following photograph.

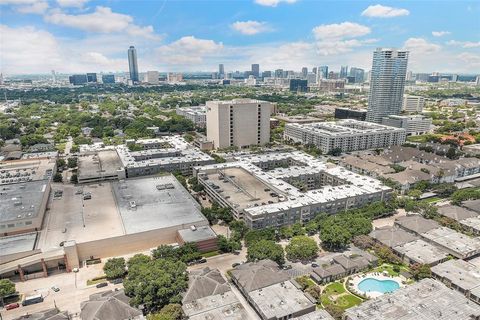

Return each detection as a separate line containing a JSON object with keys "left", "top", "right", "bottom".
{"left": 289, "top": 79, "right": 308, "bottom": 92}
{"left": 262, "top": 71, "right": 272, "bottom": 79}
{"left": 402, "top": 95, "right": 425, "bottom": 113}
{"left": 69, "top": 74, "right": 87, "bottom": 85}
{"left": 145, "top": 71, "right": 159, "bottom": 84}
{"left": 101, "top": 74, "right": 115, "bottom": 84}
{"left": 366, "top": 48, "right": 409, "bottom": 123}
{"left": 334, "top": 107, "right": 367, "bottom": 121}
{"left": 275, "top": 69, "right": 284, "bottom": 78}
{"left": 206, "top": 99, "right": 272, "bottom": 149}
{"left": 381, "top": 115, "right": 432, "bottom": 136}
{"left": 349, "top": 67, "right": 365, "bottom": 83}
{"left": 284, "top": 119, "right": 406, "bottom": 154}
{"left": 251, "top": 64, "right": 260, "bottom": 78}
{"left": 318, "top": 66, "right": 328, "bottom": 79}
{"left": 127, "top": 46, "right": 139, "bottom": 83}
{"left": 86, "top": 73, "right": 97, "bottom": 83}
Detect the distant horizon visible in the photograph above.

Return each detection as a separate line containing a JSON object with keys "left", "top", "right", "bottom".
{"left": 1, "top": 0, "right": 479, "bottom": 75}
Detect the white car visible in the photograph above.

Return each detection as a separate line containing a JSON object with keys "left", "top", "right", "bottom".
{"left": 51, "top": 286, "right": 60, "bottom": 292}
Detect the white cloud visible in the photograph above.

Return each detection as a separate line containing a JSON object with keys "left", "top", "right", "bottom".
{"left": 44, "top": 6, "right": 160, "bottom": 39}
{"left": 457, "top": 52, "right": 480, "bottom": 67}
{"left": 231, "top": 21, "right": 271, "bottom": 35}
{"left": 0, "top": 24, "right": 63, "bottom": 74}
{"left": 312, "top": 22, "right": 370, "bottom": 40}
{"left": 254, "top": 0, "right": 297, "bottom": 7}
{"left": 361, "top": 4, "right": 409, "bottom": 18}
{"left": 0, "top": 0, "right": 39, "bottom": 4}
{"left": 156, "top": 36, "right": 223, "bottom": 65}
{"left": 446, "top": 40, "right": 480, "bottom": 48}
{"left": 432, "top": 31, "right": 451, "bottom": 37}
{"left": 404, "top": 38, "right": 441, "bottom": 53}
{"left": 16, "top": 0, "right": 47, "bottom": 13}
{"left": 56, "top": 0, "right": 89, "bottom": 8}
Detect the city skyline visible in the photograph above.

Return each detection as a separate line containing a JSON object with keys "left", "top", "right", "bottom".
{"left": 0, "top": 0, "right": 479, "bottom": 75}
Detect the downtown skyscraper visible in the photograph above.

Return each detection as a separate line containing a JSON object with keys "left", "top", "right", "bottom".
{"left": 366, "top": 48, "right": 409, "bottom": 123}
{"left": 128, "top": 46, "right": 139, "bottom": 83}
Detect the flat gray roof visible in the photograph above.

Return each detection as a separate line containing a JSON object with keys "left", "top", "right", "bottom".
{"left": 393, "top": 239, "right": 449, "bottom": 265}
{"left": 293, "top": 310, "right": 334, "bottom": 320}
{"left": 0, "top": 180, "right": 48, "bottom": 224}
{"left": 178, "top": 226, "right": 217, "bottom": 243}
{"left": 437, "top": 205, "right": 478, "bottom": 221}
{"left": 344, "top": 278, "right": 480, "bottom": 320}
{"left": 112, "top": 175, "right": 208, "bottom": 234}
{"left": 249, "top": 280, "right": 315, "bottom": 320}
{"left": 394, "top": 215, "right": 440, "bottom": 234}
{"left": 370, "top": 226, "right": 418, "bottom": 248}
{"left": 431, "top": 259, "right": 480, "bottom": 292}
{"left": 78, "top": 150, "right": 122, "bottom": 180}
{"left": 464, "top": 199, "right": 480, "bottom": 213}
{"left": 0, "top": 232, "right": 37, "bottom": 256}
{"left": 183, "top": 291, "right": 248, "bottom": 320}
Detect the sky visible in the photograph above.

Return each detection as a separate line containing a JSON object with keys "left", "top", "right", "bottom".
{"left": 0, "top": 0, "right": 479, "bottom": 75}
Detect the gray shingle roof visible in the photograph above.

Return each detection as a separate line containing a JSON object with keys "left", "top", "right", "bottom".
{"left": 182, "top": 267, "right": 231, "bottom": 303}
{"left": 230, "top": 259, "right": 291, "bottom": 293}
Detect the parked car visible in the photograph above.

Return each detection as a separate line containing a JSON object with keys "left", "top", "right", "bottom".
{"left": 111, "top": 278, "right": 123, "bottom": 284}
{"left": 51, "top": 286, "right": 60, "bottom": 292}
{"left": 311, "top": 263, "right": 319, "bottom": 268}
{"left": 5, "top": 303, "right": 19, "bottom": 310}
{"left": 282, "top": 265, "right": 292, "bottom": 270}
{"left": 197, "top": 258, "right": 207, "bottom": 264}
{"left": 232, "top": 263, "right": 241, "bottom": 268}
{"left": 96, "top": 282, "right": 108, "bottom": 288}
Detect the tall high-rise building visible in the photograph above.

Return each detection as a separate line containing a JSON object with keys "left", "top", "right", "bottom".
{"left": 312, "top": 67, "right": 317, "bottom": 74}
{"left": 206, "top": 99, "right": 272, "bottom": 149}
{"left": 128, "top": 46, "right": 139, "bottom": 83}
{"left": 219, "top": 64, "right": 225, "bottom": 78}
{"left": 275, "top": 69, "right": 284, "bottom": 78}
{"left": 340, "top": 65, "right": 348, "bottom": 78}
{"left": 262, "top": 71, "right": 272, "bottom": 78}
{"left": 366, "top": 48, "right": 409, "bottom": 123}
{"left": 51, "top": 70, "right": 56, "bottom": 83}
{"left": 251, "top": 64, "right": 260, "bottom": 78}
{"left": 301, "top": 67, "right": 308, "bottom": 79}
{"left": 318, "top": 66, "right": 328, "bottom": 80}
{"left": 69, "top": 74, "right": 87, "bottom": 86}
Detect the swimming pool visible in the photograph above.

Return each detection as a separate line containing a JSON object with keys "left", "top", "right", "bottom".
{"left": 358, "top": 278, "right": 400, "bottom": 294}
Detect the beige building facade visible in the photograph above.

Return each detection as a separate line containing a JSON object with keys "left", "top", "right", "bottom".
{"left": 206, "top": 99, "right": 272, "bottom": 149}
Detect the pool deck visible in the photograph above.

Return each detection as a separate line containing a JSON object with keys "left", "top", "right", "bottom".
{"left": 349, "top": 273, "right": 405, "bottom": 298}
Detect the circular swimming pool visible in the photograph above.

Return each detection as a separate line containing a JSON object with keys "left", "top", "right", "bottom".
{"left": 358, "top": 278, "right": 400, "bottom": 294}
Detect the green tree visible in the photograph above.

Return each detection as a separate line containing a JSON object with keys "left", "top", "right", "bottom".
{"left": 247, "top": 239, "right": 285, "bottom": 265}
{"left": 147, "top": 304, "right": 183, "bottom": 320}
{"left": 217, "top": 235, "right": 241, "bottom": 253}
{"left": 67, "top": 157, "right": 78, "bottom": 168}
{"left": 53, "top": 172, "right": 63, "bottom": 182}
{"left": 320, "top": 224, "right": 351, "bottom": 250}
{"left": 127, "top": 254, "right": 151, "bottom": 269}
{"left": 70, "top": 174, "right": 78, "bottom": 184}
{"left": 325, "top": 304, "right": 344, "bottom": 320}
{"left": 124, "top": 258, "right": 188, "bottom": 312}
{"left": 410, "top": 263, "right": 431, "bottom": 280}
{"left": 229, "top": 220, "right": 249, "bottom": 239}
{"left": 103, "top": 257, "right": 126, "bottom": 279}
{"left": 0, "top": 279, "right": 16, "bottom": 301}
{"left": 285, "top": 236, "right": 318, "bottom": 261}
{"left": 56, "top": 158, "right": 66, "bottom": 168}
{"left": 245, "top": 228, "right": 276, "bottom": 246}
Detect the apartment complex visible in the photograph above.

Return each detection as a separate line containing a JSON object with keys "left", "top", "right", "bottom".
{"left": 176, "top": 106, "right": 207, "bottom": 128}
{"left": 402, "top": 94, "right": 425, "bottom": 113}
{"left": 206, "top": 99, "right": 273, "bottom": 149}
{"left": 195, "top": 151, "right": 392, "bottom": 229}
{"left": 381, "top": 115, "right": 432, "bottom": 135}
{"left": 366, "top": 48, "right": 409, "bottom": 123}
{"left": 284, "top": 119, "right": 406, "bottom": 154}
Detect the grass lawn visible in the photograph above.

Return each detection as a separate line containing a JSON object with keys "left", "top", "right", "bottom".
{"left": 86, "top": 276, "right": 107, "bottom": 286}
{"left": 321, "top": 281, "right": 363, "bottom": 310}
{"left": 203, "top": 250, "right": 220, "bottom": 258}
{"left": 372, "top": 263, "right": 409, "bottom": 277}
{"left": 424, "top": 197, "right": 442, "bottom": 203}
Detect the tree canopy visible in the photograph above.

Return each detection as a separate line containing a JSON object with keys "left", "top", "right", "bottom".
{"left": 285, "top": 236, "right": 318, "bottom": 261}
{"left": 103, "top": 257, "right": 126, "bottom": 279}
{"left": 247, "top": 239, "right": 285, "bottom": 265}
